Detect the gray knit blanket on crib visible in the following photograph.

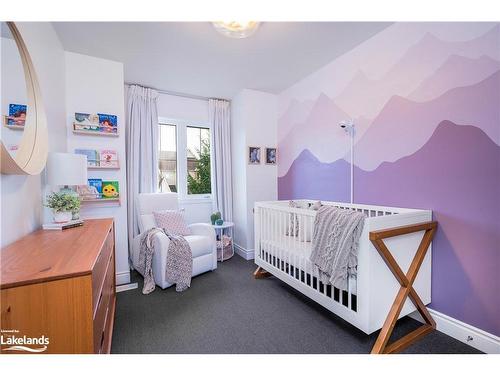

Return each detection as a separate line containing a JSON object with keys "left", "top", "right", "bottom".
{"left": 137, "top": 228, "right": 193, "bottom": 294}
{"left": 310, "top": 206, "right": 365, "bottom": 290}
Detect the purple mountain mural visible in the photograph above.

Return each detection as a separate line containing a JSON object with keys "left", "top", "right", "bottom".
{"left": 278, "top": 93, "right": 350, "bottom": 177}
{"left": 354, "top": 70, "right": 500, "bottom": 171}
{"left": 278, "top": 148, "right": 350, "bottom": 202}
{"left": 334, "top": 25, "right": 500, "bottom": 119}
{"left": 383, "top": 25, "right": 500, "bottom": 95}
{"left": 278, "top": 93, "right": 372, "bottom": 177}
{"left": 409, "top": 55, "right": 500, "bottom": 101}
{"left": 279, "top": 120, "right": 500, "bottom": 335}
{"left": 278, "top": 98, "right": 315, "bottom": 142}
{"left": 335, "top": 69, "right": 403, "bottom": 120}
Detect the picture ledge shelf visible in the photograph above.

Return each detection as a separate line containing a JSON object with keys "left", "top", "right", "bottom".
{"left": 87, "top": 165, "right": 120, "bottom": 170}
{"left": 81, "top": 198, "right": 121, "bottom": 205}
{"left": 72, "top": 129, "right": 119, "bottom": 137}
{"left": 3, "top": 124, "right": 24, "bottom": 130}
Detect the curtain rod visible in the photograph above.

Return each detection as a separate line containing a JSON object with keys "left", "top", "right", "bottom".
{"left": 124, "top": 82, "right": 230, "bottom": 102}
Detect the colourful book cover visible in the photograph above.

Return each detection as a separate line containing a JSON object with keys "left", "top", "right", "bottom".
{"left": 75, "top": 149, "right": 99, "bottom": 166}
{"left": 88, "top": 179, "right": 103, "bottom": 194}
{"left": 98, "top": 113, "right": 118, "bottom": 134}
{"left": 74, "top": 113, "right": 99, "bottom": 131}
{"left": 99, "top": 149, "right": 118, "bottom": 167}
{"left": 101, "top": 181, "right": 119, "bottom": 199}
{"left": 7, "top": 104, "right": 27, "bottom": 126}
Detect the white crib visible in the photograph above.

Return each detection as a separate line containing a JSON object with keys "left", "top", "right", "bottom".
{"left": 254, "top": 200, "right": 434, "bottom": 336}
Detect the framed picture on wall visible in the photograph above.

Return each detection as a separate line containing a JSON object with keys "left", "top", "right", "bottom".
{"left": 265, "top": 147, "right": 277, "bottom": 165}
{"left": 248, "top": 146, "right": 261, "bottom": 165}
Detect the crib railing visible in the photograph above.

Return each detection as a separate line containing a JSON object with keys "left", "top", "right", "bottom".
{"left": 258, "top": 203, "right": 316, "bottom": 256}
{"left": 254, "top": 200, "right": 377, "bottom": 313}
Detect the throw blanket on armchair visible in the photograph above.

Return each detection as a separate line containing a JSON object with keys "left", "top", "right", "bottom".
{"left": 310, "top": 206, "right": 365, "bottom": 290}
{"left": 137, "top": 228, "right": 193, "bottom": 294}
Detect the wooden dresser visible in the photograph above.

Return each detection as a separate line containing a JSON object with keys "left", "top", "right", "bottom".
{"left": 1, "top": 219, "right": 116, "bottom": 354}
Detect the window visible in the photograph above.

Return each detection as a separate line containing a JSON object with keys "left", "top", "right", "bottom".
{"left": 158, "top": 124, "right": 177, "bottom": 192}
{"left": 187, "top": 126, "right": 211, "bottom": 195}
{"left": 158, "top": 118, "right": 212, "bottom": 199}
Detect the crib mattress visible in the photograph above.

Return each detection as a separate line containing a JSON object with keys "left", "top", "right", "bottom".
{"left": 260, "top": 237, "right": 357, "bottom": 294}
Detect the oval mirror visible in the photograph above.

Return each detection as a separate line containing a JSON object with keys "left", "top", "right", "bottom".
{"left": 1, "top": 22, "right": 48, "bottom": 175}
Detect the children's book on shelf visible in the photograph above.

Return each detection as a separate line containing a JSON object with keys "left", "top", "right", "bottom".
{"left": 102, "top": 181, "right": 119, "bottom": 199}
{"left": 7, "top": 104, "right": 27, "bottom": 126}
{"left": 88, "top": 178, "right": 103, "bottom": 194}
{"left": 75, "top": 149, "right": 99, "bottom": 166}
{"left": 98, "top": 113, "right": 118, "bottom": 134}
{"left": 74, "top": 112, "right": 100, "bottom": 131}
{"left": 100, "top": 149, "right": 118, "bottom": 167}
{"left": 76, "top": 185, "right": 99, "bottom": 200}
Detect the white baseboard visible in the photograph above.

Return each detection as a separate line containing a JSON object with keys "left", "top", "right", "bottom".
{"left": 410, "top": 308, "right": 500, "bottom": 354}
{"left": 116, "top": 282, "right": 138, "bottom": 293}
{"left": 116, "top": 270, "right": 131, "bottom": 285}
{"left": 234, "top": 243, "right": 255, "bottom": 260}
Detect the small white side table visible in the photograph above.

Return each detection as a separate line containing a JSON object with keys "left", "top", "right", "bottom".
{"left": 212, "top": 221, "right": 234, "bottom": 262}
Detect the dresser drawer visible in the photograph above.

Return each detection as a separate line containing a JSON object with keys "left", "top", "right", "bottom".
{"left": 0, "top": 218, "right": 115, "bottom": 354}
{"left": 100, "top": 295, "right": 115, "bottom": 354}
{"left": 93, "top": 252, "right": 115, "bottom": 353}
{"left": 92, "top": 228, "right": 114, "bottom": 314}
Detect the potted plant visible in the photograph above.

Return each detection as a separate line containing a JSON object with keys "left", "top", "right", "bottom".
{"left": 45, "top": 192, "right": 81, "bottom": 223}
{"left": 210, "top": 211, "right": 221, "bottom": 225}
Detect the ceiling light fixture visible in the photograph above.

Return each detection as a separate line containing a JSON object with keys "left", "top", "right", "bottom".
{"left": 212, "top": 21, "right": 260, "bottom": 39}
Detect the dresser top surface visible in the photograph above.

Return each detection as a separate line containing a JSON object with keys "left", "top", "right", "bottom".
{"left": 0, "top": 218, "right": 114, "bottom": 289}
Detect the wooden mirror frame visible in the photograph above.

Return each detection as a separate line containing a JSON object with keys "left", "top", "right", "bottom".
{"left": 1, "top": 22, "right": 48, "bottom": 175}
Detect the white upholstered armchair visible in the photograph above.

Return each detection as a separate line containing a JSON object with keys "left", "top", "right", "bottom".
{"left": 131, "top": 192, "right": 217, "bottom": 289}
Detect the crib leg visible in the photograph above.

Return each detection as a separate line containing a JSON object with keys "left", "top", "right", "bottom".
{"left": 253, "top": 266, "right": 271, "bottom": 279}
{"left": 369, "top": 221, "right": 438, "bottom": 354}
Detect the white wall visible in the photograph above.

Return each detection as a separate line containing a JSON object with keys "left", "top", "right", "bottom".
{"left": 157, "top": 93, "right": 208, "bottom": 124}
{"left": 231, "top": 93, "right": 248, "bottom": 249}
{"left": 231, "top": 89, "right": 278, "bottom": 257}
{"left": 65, "top": 52, "right": 129, "bottom": 285}
{"left": 0, "top": 22, "right": 66, "bottom": 247}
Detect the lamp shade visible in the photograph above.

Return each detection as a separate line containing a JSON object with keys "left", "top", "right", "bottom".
{"left": 47, "top": 152, "right": 87, "bottom": 186}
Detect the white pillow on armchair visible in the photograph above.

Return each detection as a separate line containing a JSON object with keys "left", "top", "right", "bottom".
{"left": 153, "top": 210, "right": 191, "bottom": 236}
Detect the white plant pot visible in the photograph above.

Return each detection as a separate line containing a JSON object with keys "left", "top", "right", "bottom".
{"left": 53, "top": 210, "right": 72, "bottom": 223}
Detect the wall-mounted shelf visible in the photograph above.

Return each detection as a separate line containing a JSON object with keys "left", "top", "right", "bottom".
{"left": 73, "top": 129, "right": 119, "bottom": 137}
{"left": 87, "top": 165, "right": 120, "bottom": 170}
{"left": 3, "top": 124, "right": 25, "bottom": 130}
{"left": 81, "top": 198, "right": 121, "bottom": 206}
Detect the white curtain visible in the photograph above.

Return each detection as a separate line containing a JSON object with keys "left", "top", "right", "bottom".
{"left": 126, "top": 85, "right": 159, "bottom": 253}
{"left": 209, "top": 98, "right": 233, "bottom": 221}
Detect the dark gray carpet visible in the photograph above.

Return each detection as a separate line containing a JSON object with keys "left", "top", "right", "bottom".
{"left": 112, "top": 255, "right": 481, "bottom": 354}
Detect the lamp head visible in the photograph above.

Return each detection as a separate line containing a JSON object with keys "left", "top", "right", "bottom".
{"left": 47, "top": 152, "right": 87, "bottom": 187}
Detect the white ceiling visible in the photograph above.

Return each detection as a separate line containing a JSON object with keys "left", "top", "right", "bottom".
{"left": 52, "top": 22, "right": 391, "bottom": 99}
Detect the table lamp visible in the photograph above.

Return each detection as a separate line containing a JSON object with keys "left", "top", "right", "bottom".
{"left": 47, "top": 152, "right": 88, "bottom": 193}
